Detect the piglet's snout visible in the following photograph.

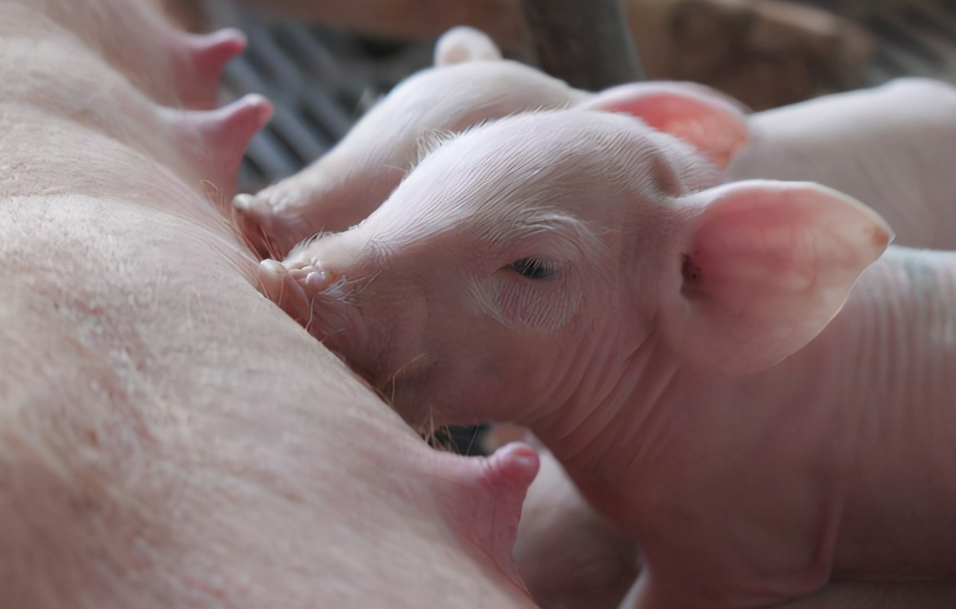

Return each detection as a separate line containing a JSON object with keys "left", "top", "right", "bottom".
{"left": 287, "top": 266, "right": 340, "bottom": 293}
{"left": 279, "top": 246, "right": 343, "bottom": 292}
{"left": 257, "top": 259, "right": 341, "bottom": 327}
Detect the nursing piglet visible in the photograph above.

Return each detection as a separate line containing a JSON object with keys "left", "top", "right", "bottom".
{"left": 258, "top": 103, "right": 956, "bottom": 608}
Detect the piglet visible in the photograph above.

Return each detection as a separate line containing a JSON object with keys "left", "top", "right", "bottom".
{"left": 232, "top": 26, "right": 747, "bottom": 259}
{"left": 257, "top": 97, "right": 956, "bottom": 608}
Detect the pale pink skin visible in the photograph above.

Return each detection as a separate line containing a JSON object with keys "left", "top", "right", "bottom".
{"left": 232, "top": 27, "right": 748, "bottom": 259}
{"left": 513, "top": 449, "right": 956, "bottom": 609}
{"left": 4, "top": 0, "right": 246, "bottom": 109}
{"left": 513, "top": 445, "right": 641, "bottom": 608}
{"left": 260, "top": 108, "right": 956, "bottom": 608}
{"left": 0, "top": 27, "right": 267, "bottom": 202}
{"left": 235, "top": 29, "right": 956, "bottom": 607}
{"left": 727, "top": 77, "right": 956, "bottom": 250}
{"left": 1, "top": 3, "right": 545, "bottom": 608}
{"left": 1, "top": 4, "right": 267, "bottom": 201}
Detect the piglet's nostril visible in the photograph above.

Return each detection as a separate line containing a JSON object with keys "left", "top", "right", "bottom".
{"left": 287, "top": 265, "right": 340, "bottom": 293}
{"left": 306, "top": 270, "right": 334, "bottom": 291}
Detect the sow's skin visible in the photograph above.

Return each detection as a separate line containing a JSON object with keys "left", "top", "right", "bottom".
{"left": 258, "top": 105, "right": 956, "bottom": 608}
{"left": 6, "top": 0, "right": 246, "bottom": 110}
{"left": 0, "top": 2, "right": 544, "bottom": 607}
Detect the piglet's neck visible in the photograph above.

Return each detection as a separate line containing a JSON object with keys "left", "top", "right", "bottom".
{"left": 535, "top": 247, "right": 956, "bottom": 545}
{"left": 525, "top": 327, "right": 679, "bottom": 467}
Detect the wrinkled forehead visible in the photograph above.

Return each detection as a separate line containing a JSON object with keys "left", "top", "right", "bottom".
{"left": 366, "top": 110, "right": 711, "bottom": 247}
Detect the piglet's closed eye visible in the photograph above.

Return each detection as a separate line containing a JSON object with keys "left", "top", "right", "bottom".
{"left": 577, "top": 82, "right": 750, "bottom": 170}
{"left": 663, "top": 180, "right": 893, "bottom": 374}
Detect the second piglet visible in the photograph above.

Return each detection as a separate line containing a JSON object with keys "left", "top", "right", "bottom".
{"left": 232, "top": 26, "right": 747, "bottom": 259}
{"left": 257, "top": 97, "right": 956, "bottom": 608}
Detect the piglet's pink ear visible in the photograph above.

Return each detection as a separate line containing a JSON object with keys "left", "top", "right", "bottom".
{"left": 434, "top": 26, "right": 503, "bottom": 66}
{"left": 577, "top": 82, "right": 749, "bottom": 170}
{"left": 664, "top": 180, "right": 892, "bottom": 374}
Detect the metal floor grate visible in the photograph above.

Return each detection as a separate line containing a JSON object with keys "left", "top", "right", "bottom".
{"left": 863, "top": 1, "right": 956, "bottom": 82}
{"left": 204, "top": 1, "right": 432, "bottom": 194}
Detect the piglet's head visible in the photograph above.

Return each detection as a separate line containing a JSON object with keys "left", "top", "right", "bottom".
{"left": 260, "top": 109, "right": 890, "bottom": 429}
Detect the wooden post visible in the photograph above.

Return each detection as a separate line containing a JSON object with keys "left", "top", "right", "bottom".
{"left": 519, "top": 0, "right": 644, "bottom": 91}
